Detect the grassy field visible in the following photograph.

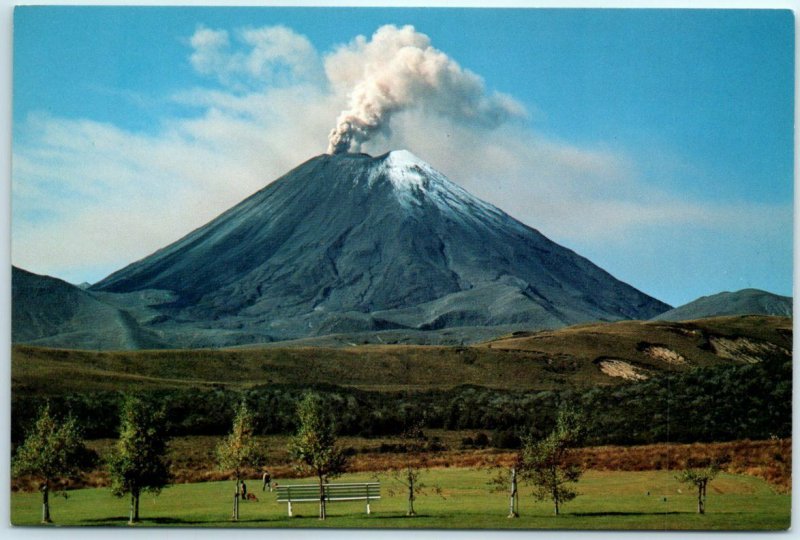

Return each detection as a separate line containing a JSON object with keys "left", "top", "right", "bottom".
{"left": 13, "top": 316, "right": 791, "bottom": 394}
{"left": 10, "top": 468, "right": 790, "bottom": 530}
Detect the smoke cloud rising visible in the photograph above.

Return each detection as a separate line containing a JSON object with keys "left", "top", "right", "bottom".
{"left": 326, "top": 25, "right": 525, "bottom": 154}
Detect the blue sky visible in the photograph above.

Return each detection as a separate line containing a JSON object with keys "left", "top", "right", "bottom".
{"left": 11, "top": 6, "right": 794, "bottom": 306}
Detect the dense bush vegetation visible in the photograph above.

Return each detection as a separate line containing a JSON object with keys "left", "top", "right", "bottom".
{"left": 12, "top": 354, "right": 790, "bottom": 447}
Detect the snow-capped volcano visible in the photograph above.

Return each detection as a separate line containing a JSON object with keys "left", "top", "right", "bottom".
{"left": 371, "top": 150, "right": 506, "bottom": 219}
{"left": 89, "top": 150, "right": 669, "bottom": 344}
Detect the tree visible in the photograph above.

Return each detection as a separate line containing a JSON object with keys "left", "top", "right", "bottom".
{"left": 488, "top": 452, "right": 523, "bottom": 517}
{"left": 387, "top": 422, "right": 444, "bottom": 517}
{"left": 519, "top": 405, "right": 584, "bottom": 516}
{"left": 11, "top": 405, "right": 92, "bottom": 523}
{"left": 507, "top": 465, "right": 521, "bottom": 518}
{"left": 288, "top": 392, "right": 348, "bottom": 519}
{"left": 108, "top": 395, "right": 171, "bottom": 525}
{"left": 216, "top": 400, "right": 261, "bottom": 521}
{"left": 676, "top": 458, "right": 724, "bottom": 514}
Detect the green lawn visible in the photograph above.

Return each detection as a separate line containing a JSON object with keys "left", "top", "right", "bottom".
{"left": 10, "top": 468, "right": 790, "bottom": 530}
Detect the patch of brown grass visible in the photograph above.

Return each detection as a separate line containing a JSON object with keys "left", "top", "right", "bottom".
{"left": 12, "top": 438, "right": 790, "bottom": 493}
{"left": 569, "top": 439, "right": 791, "bottom": 492}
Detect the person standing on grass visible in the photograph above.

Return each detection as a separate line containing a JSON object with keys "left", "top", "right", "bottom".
{"left": 241, "top": 481, "right": 247, "bottom": 501}
{"left": 262, "top": 470, "right": 272, "bottom": 492}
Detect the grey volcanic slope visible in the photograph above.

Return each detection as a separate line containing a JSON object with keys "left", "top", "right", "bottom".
{"left": 91, "top": 150, "right": 670, "bottom": 342}
{"left": 653, "top": 289, "right": 792, "bottom": 321}
{"left": 12, "top": 266, "right": 164, "bottom": 349}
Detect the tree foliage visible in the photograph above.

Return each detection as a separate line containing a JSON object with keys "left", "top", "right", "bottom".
{"left": 217, "top": 400, "right": 261, "bottom": 475}
{"left": 11, "top": 405, "right": 92, "bottom": 523}
{"left": 288, "top": 392, "right": 348, "bottom": 519}
{"left": 519, "top": 405, "right": 585, "bottom": 515}
{"left": 677, "top": 458, "right": 725, "bottom": 514}
{"left": 13, "top": 350, "right": 790, "bottom": 447}
{"left": 107, "top": 395, "right": 171, "bottom": 524}
{"left": 216, "top": 400, "right": 261, "bottom": 520}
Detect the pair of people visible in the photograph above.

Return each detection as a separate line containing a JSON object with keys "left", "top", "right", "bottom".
{"left": 238, "top": 469, "right": 272, "bottom": 501}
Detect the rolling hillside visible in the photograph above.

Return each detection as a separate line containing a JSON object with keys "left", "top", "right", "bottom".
{"left": 11, "top": 266, "right": 164, "bottom": 350}
{"left": 12, "top": 315, "right": 791, "bottom": 394}
{"left": 653, "top": 289, "right": 792, "bottom": 321}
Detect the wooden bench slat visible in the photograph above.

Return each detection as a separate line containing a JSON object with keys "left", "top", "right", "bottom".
{"left": 284, "top": 489, "right": 379, "bottom": 492}
{"left": 277, "top": 496, "right": 382, "bottom": 502}
{"left": 277, "top": 488, "right": 379, "bottom": 492}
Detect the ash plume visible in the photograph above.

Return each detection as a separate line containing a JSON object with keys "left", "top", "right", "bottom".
{"left": 326, "top": 25, "right": 525, "bottom": 154}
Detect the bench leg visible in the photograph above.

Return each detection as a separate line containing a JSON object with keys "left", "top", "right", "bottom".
{"left": 287, "top": 501, "right": 293, "bottom": 517}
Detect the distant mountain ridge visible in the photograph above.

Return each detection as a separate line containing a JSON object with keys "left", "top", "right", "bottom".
{"left": 11, "top": 266, "right": 162, "bottom": 349}
{"left": 16, "top": 150, "right": 671, "bottom": 349}
{"left": 653, "top": 289, "right": 792, "bottom": 321}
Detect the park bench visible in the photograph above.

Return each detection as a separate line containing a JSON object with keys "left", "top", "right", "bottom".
{"left": 276, "top": 482, "right": 380, "bottom": 517}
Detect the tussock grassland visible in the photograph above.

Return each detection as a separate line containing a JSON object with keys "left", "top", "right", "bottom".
{"left": 12, "top": 316, "right": 792, "bottom": 393}
{"left": 484, "top": 315, "right": 791, "bottom": 380}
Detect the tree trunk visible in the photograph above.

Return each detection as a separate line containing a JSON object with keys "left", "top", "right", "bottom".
{"left": 41, "top": 483, "right": 51, "bottom": 524}
{"left": 407, "top": 469, "right": 416, "bottom": 516}
{"left": 508, "top": 467, "right": 519, "bottom": 518}
{"left": 129, "top": 490, "right": 140, "bottom": 524}
{"left": 233, "top": 478, "right": 240, "bottom": 521}
{"left": 551, "top": 462, "right": 560, "bottom": 516}
{"left": 318, "top": 475, "right": 326, "bottom": 520}
{"left": 697, "top": 483, "right": 705, "bottom": 514}
{"left": 553, "top": 486, "right": 560, "bottom": 516}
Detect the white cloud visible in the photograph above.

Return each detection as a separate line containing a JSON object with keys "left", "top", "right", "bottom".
{"left": 12, "top": 85, "right": 340, "bottom": 280}
{"left": 188, "top": 24, "right": 322, "bottom": 89}
{"left": 239, "top": 26, "right": 322, "bottom": 85}
{"left": 189, "top": 26, "right": 230, "bottom": 77}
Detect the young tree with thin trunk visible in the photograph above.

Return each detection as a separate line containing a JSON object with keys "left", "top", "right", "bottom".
{"left": 12, "top": 405, "right": 92, "bottom": 524}
{"left": 489, "top": 446, "right": 523, "bottom": 518}
{"left": 387, "top": 422, "right": 444, "bottom": 517}
{"left": 216, "top": 400, "right": 261, "bottom": 521}
{"left": 677, "top": 459, "right": 723, "bottom": 514}
{"left": 288, "top": 392, "right": 348, "bottom": 520}
{"left": 507, "top": 464, "right": 520, "bottom": 518}
{"left": 108, "top": 395, "right": 171, "bottom": 525}
{"left": 519, "top": 405, "right": 584, "bottom": 516}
